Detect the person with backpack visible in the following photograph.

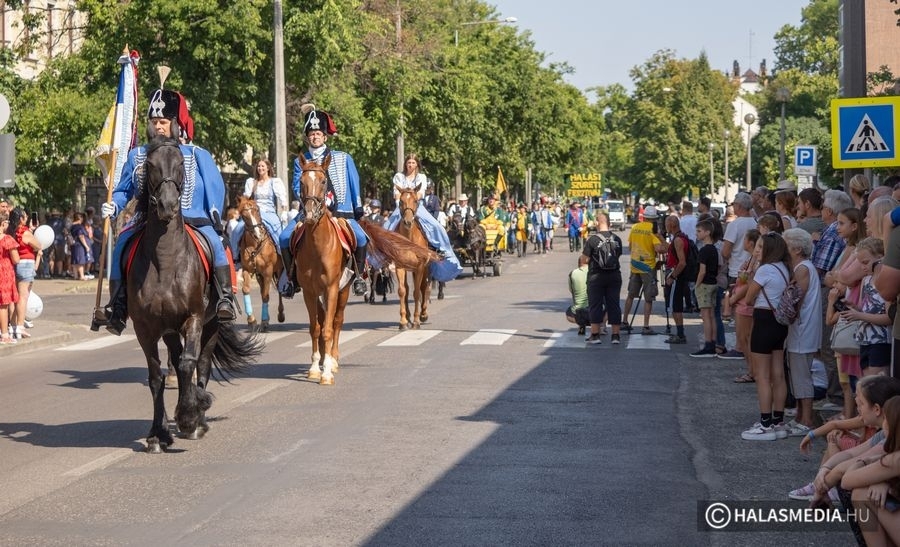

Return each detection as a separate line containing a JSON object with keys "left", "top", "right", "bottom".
{"left": 664, "top": 214, "right": 698, "bottom": 344}
{"left": 582, "top": 212, "right": 623, "bottom": 345}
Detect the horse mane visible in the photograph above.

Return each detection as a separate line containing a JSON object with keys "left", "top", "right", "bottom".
{"left": 360, "top": 218, "right": 438, "bottom": 269}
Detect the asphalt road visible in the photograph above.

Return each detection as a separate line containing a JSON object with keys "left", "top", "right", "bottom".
{"left": 0, "top": 231, "right": 852, "bottom": 546}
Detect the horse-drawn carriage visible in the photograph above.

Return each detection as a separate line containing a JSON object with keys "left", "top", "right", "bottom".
{"left": 448, "top": 215, "right": 502, "bottom": 277}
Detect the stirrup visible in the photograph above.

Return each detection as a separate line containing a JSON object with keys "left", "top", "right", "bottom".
{"left": 279, "top": 281, "right": 295, "bottom": 299}
{"left": 352, "top": 277, "right": 368, "bottom": 296}
{"left": 216, "top": 299, "right": 236, "bottom": 321}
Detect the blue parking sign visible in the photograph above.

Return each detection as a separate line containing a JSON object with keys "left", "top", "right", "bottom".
{"left": 794, "top": 146, "right": 816, "bottom": 175}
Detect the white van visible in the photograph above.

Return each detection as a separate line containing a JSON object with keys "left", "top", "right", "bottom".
{"left": 606, "top": 200, "right": 626, "bottom": 231}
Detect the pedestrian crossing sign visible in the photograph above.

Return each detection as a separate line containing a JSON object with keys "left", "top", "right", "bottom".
{"left": 831, "top": 96, "right": 900, "bottom": 168}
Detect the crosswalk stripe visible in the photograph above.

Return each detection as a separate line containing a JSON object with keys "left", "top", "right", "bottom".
{"left": 626, "top": 335, "right": 671, "bottom": 350}
{"left": 461, "top": 329, "right": 516, "bottom": 345}
{"left": 56, "top": 334, "right": 137, "bottom": 351}
{"left": 543, "top": 331, "right": 588, "bottom": 348}
{"left": 296, "top": 329, "right": 369, "bottom": 348}
{"left": 378, "top": 329, "right": 441, "bottom": 347}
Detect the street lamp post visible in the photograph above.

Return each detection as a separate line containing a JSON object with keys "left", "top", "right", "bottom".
{"left": 776, "top": 87, "right": 791, "bottom": 180}
{"left": 454, "top": 16, "right": 517, "bottom": 46}
{"left": 744, "top": 113, "right": 756, "bottom": 191}
{"left": 708, "top": 142, "right": 715, "bottom": 198}
{"left": 453, "top": 15, "right": 517, "bottom": 199}
{"left": 723, "top": 129, "right": 730, "bottom": 203}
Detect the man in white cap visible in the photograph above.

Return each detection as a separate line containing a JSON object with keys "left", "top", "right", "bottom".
{"left": 447, "top": 193, "right": 475, "bottom": 221}
{"left": 621, "top": 205, "right": 665, "bottom": 334}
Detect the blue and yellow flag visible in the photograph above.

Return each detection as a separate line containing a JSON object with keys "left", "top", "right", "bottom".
{"left": 94, "top": 49, "right": 140, "bottom": 188}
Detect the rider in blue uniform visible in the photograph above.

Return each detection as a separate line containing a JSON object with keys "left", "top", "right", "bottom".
{"left": 96, "top": 88, "right": 235, "bottom": 335}
{"left": 279, "top": 106, "right": 368, "bottom": 297}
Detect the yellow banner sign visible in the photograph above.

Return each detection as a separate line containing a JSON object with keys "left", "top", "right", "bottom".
{"left": 566, "top": 173, "right": 602, "bottom": 197}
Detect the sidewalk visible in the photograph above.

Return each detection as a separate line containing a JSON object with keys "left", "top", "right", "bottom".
{"left": 2, "top": 278, "right": 99, "bottom": 359}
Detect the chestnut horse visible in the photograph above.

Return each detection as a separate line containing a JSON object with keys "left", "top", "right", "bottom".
{"left": 393, "top": 184, "right": 432, "bottom": 329}
{"left": 236, "top": 195, "right": 285, "bottom": 331}
{"left": 130, "top": 136, "right": 262, "bottom": 452}
{"left": 293, "top": 157, "right": 438, "bottom": 384}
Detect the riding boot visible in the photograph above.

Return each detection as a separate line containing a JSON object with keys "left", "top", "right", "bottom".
{"left": 279, "top": 248, "right": 296, "bottom": 298}
{"left": 104, "top": 279, "right": 128, "bottom": 336}
{"left": 214, "top": 266, "right": 237, "bottom": 322}
{"left": 352, "top": 244, "right": 368, "bottom": 296}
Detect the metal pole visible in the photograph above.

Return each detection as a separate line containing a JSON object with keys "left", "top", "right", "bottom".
{"left": 708, "top": 143, "right": 715, "bottom": 198}
{"left": 779, "top": 101, "right": 786, "bottom": 180}
{"left": 724, "top": 130, "right": 730, "bottom": 203}
{"left": 746, "top": 129, "right": 751, "bottom": 192}
{"left": 273, "top": 0, "right": 288, "bottom": 196}
{"left": 455, "top": 157, "right": 462, "bottom": 199}
{"left": 395, "top": 1, "right": 404, "bottom": 173}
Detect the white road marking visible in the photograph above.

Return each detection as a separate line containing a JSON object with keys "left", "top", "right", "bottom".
{"left": 296, "top": 329, "right": 369, "bottom": 348}
{"left": 261, "top": 331, "right": 295, "bottom": 344}
{"left": 626, "top": 335, "right": 671, "bottom": 350}
{"left": 56, "top": 335, "right": 137, "bottom": 351}
{"left": 461, "top": 329, "right": 516, "bottom": 345}
{"left": 62, "top": 448, "right": 135, "bottom": 477}
{"left": 378, "top": 329, "right": 441, "bottom": 346}
{"left": 543, "top": 331, "right": 588, "bottom": 348}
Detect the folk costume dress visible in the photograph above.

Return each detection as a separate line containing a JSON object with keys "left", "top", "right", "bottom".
{"left": 386, "top": 172, "right": 462, "bottom": 283}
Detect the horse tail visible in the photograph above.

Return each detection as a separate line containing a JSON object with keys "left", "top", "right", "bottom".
{"left": 211, "top": 323, "right": 265, "bottom": 379}
{"left": 360, "top": 218, "right": 438, "bottom": 270}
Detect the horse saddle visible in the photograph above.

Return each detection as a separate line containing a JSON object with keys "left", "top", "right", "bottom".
{"left": 122, "top": 223, "right": 213, "bottom": 279}
{"left": 290, "top": 218, "right": 355, "bottom": 257}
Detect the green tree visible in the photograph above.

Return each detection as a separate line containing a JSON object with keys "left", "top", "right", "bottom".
{"left": 625, "top": 50, "right": 738, "bottom": 201}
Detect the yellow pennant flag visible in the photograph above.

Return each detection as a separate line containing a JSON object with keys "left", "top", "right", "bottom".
{"left": 496, "top": 166, "right": 508, "bottom": 197}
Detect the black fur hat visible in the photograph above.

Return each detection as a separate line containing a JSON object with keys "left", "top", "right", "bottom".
{"left": 147, "top": 89, "right": 181, "bottom": 120}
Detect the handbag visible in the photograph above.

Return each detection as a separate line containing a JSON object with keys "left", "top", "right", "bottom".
{"left": 830, "top": 318, "right": 861, "bottom": 356}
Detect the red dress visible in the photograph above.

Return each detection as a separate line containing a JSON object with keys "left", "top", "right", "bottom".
{"left": 0, "top": 234, "right": 19, "bottom": 306}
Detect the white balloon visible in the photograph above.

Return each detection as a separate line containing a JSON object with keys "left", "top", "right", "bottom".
{"left": 33, "top": 225, "right": 55, "bottom": 249}
{"left": 25, "top": 291, "right": 43, "bottom": 321}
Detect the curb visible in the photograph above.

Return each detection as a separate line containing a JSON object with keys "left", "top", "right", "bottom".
{"left": 0, "top": 330, "right": 73, "bottom": 358}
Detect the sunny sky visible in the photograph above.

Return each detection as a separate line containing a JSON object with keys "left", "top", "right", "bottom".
{"left": 489, "top": 0, "right": 809, "bottom": 94}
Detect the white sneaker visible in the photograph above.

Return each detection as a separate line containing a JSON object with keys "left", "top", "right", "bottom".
{"left": 83, "top": 274, "right": 95, "bottom": 280}
{"left": 23, "top": 320, "right": 34, "bottom": 329}
{"left": 772, "top": 422, "right": 789, "bottom": 440}
{"left": 787, "top": 422, "right": 812, "bottom": 437}
{"left": 741, "top": 422, "right": 777, "bottom": 441}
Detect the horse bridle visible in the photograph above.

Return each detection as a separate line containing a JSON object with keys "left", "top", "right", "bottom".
{"left": 239, "top": 200, "right": 270, "bottom": 261}
{"left": 301, "top": 164, "right": 332, "bottom": 222}
{"left": 397, "top": 188, "right": 418, "bottom": 222}
{"left": 147, "top": 141, "right": 184, "bottom": 209}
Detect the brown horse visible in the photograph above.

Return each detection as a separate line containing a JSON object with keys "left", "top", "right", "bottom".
{"left": 393, "top": 184, "right": 432, "bottom": 329}
{"left": 293, "top": 157, "right": 438, "bottom": 384}
{"left": 236, "top": 195, "right": 284, "bottom": 332}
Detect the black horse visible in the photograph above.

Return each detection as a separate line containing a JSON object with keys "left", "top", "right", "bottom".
{"left": 462, "top": 217, "right": 487, "bottom": 277}
{"left": 129, "top": 136, "right": 262, "bottom": 453}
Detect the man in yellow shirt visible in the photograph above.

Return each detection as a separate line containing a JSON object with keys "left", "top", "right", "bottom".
{"left": 622, "top": 206, "right": 665, "bottom": 334}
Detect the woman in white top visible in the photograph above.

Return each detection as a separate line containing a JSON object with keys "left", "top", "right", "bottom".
{"left": 386, "top": 153, "right": 461, "bottom": 283}
{"left": 230, "top": 158, "right": 288, "bottom": 258}
{"left": 740, "top": 232, "right": 791, "bottom": 441}
{"left": 783, "top": 228, "right": 822, "bottom": 435}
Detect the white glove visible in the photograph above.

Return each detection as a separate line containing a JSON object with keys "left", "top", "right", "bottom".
{"left": 280, "top": 211, "right": 288, "bottom": 225}
{"left": 101, "top": 202, "right": 116, "bottom": 219}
